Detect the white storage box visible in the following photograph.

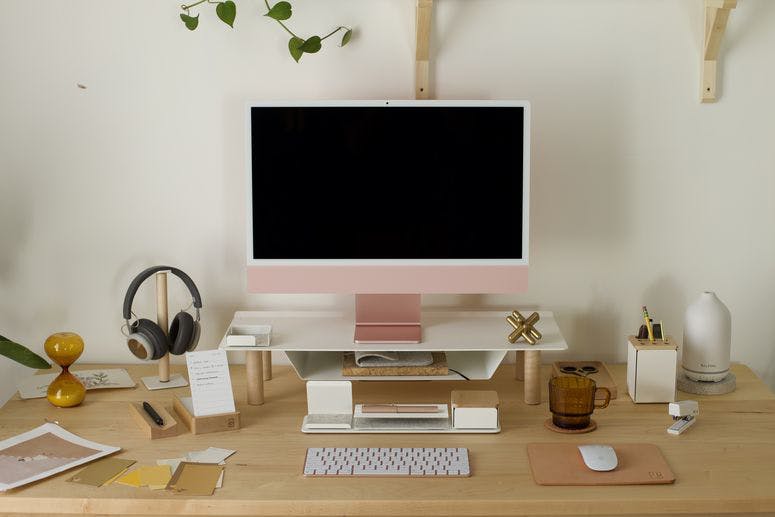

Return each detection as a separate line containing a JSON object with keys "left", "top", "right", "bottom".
{"left": 626, "top": 336, "right": 678, "bottom": 403}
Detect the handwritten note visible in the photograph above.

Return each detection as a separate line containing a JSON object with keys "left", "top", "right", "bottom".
{"left": 185, "top": 350, "right": 236, "bottom": 417}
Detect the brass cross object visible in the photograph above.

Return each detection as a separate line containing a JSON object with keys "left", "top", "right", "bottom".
{"left": 506, "top": 310, "right": 542, "bottom": 345}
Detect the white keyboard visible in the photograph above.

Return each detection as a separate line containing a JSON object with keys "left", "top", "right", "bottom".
{"left": 303, "top": 447, "right": 470, "bottom": 477}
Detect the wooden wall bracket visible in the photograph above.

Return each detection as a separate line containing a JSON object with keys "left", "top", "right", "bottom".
{"left": 701, "top": 0, "right": 737, "bottom": 103}
{"left": 415, "top": 0, "right": 434, "bottom": 99}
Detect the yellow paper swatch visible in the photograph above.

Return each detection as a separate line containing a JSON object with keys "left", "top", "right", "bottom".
{"left": 114, "top": 469, "right": 142, "bottom": 487}
{"left": 138, "top": 465, "right": 172, "bottom": 490}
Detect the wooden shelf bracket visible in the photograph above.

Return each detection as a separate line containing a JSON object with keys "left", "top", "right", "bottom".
{"left": 415, "top": 0, "right": 434, "bottom": 99}
{"left": 701, "top": 0, "right": 737, "bottom": 103}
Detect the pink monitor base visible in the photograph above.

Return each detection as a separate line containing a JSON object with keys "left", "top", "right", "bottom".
{"left": 247, "top": 265, "right": 528, "bottom": 344}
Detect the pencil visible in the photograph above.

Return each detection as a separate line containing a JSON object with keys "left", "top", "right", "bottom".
{"left": 642, "top": 306, "right": 654, "bottom": 343}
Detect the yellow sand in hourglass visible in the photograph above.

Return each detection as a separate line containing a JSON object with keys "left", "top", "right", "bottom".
{"left": 45, "top": 332, "right": 86, "bottom": 407}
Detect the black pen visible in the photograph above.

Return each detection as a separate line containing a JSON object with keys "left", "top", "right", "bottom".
{"left": 142, "top": 401, "right": 164, "bottom": 426}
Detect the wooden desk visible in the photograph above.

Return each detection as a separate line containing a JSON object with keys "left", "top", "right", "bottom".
{"left": 1, "top": 363, "right": 774, "bottom": 516}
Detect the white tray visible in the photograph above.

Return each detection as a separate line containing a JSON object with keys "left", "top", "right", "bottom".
{"left": 301, "top": 414, "right": 500, "bottom": 434}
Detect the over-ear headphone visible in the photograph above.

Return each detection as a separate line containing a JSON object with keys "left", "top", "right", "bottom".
{"left": 122, "top": 266, "right": 203, "bottom": 361}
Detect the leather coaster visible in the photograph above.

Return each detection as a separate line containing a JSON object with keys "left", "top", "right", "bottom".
{"left": 544, "top": 418, "right": 597, "bottom": 434}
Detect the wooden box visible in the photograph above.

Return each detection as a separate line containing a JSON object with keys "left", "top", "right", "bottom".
{"left": 626, "top": 336, "right": 678, "bottom": 403}
{"left": 551, "top": 361, "right": 618, "bottom": 400}
{"left": 128, "top": 402, "right": 179, "bottom": 439}
{"left": 173, "top": 395, "right": 241, "bottom": 435}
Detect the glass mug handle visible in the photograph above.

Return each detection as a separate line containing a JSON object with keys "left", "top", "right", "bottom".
{"left": 594, "top": 387, "right": 611, "bottom": 409}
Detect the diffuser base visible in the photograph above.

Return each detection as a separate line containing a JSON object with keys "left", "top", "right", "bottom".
{"left": 677, "top": 371, "right": 736, "bottom": 396}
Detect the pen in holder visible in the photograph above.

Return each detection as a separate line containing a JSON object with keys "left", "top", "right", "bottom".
{"left": 128, "top": 401, "right": 179, "bottom": 439}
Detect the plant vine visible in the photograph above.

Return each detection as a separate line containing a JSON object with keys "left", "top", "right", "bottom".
{"left": 179, "top": 0, "right": 352, "bottom": 63}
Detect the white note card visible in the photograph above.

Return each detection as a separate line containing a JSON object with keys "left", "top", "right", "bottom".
{"left": 185, "top": 349, "right": 236, "bottom": 417}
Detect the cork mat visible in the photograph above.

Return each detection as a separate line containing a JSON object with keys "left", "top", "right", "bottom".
{"left": 527, "top": 443, "right": 675, "bottom": 486}
{"left": 342, "top": 352, "right": 448, "bottom": 376}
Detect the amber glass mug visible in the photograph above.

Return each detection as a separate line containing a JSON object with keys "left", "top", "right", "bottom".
{"left": 548, "top": 376, "right": 611, "bottom": 429}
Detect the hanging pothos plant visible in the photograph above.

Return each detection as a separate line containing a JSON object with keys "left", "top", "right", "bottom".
{"left": 179, "top": 0, "right": 353, "bottom": 63}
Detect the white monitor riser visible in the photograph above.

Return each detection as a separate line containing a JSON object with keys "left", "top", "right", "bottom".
{"left": 220, "top": 310, "right": 567, "bottom": 433}
{"left": 220, "top": 310, "right": 567, "bottom": 381}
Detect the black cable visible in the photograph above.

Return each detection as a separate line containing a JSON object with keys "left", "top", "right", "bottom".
{"left": 448, "top": 368, "right": 470, "bottom": 381}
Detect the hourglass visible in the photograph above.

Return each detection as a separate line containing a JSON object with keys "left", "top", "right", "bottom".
{"left": 44, "top": 332, "right": 86, "bottom": 407}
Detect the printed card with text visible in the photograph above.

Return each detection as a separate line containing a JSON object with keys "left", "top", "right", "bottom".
{"left": 185, "top": 349, "right": 236, "bottom": 417}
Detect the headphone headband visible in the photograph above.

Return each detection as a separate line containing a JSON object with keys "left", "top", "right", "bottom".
{"left": 122, "top": 266, "right": 202, "bottom": 320}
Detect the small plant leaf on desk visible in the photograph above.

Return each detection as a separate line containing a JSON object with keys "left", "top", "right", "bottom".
{"left": 0, "top": 335, "right": 51, "bottom": 369}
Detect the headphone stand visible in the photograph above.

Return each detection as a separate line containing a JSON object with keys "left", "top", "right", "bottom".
{"left": 140, "top": 271, "right": 189, "bottom": 391}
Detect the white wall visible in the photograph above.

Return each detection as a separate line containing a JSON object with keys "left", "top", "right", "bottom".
{"left": 1, "top": 0, "right": 774, "bottom": 402}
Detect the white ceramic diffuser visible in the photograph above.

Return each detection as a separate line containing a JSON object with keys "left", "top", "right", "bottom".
{"left": 682, "top": 291, "right": 731, "bottom": 382}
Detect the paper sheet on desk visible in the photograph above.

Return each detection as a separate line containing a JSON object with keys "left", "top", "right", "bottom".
{"left": 185, "top": 349, "right": 236, "bottom": 417}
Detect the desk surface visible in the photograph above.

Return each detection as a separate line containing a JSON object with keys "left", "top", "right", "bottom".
{"left": 1, "top": 363, "right": 774, "bottom": 516}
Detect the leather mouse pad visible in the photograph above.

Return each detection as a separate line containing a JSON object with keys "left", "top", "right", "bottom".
{"left": 527, "top": 443, "right": 675, "bottom": 485}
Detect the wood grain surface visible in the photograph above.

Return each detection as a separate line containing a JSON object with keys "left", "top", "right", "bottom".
{"left": 0, "top": 362, "right": 773, "bottom": 516}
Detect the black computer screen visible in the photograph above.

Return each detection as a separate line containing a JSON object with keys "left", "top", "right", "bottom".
{"left": 250, "top": 105, "right": 525, "bottom": 259}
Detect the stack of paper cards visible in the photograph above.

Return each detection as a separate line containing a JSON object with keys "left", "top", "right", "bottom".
{"left": 166, "top": 463, "right": 224, "bottom": 496}
{"left": 185, "top": 350, "right": 236, "bottom": 417}
{"left": 115, "top": 465, "right": 172, "bottom": 490}
{"left": 186, "top": 447, "right": 236, "bottom": 464}
{"left": 158, "top": 447, "right": 235, "bottom": 489}
{"left": 68, "top": 458, "right": 136, "bottom": 487}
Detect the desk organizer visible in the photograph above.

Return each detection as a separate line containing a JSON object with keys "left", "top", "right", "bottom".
{"left": 302, "top": 403, "right": 500, "bottom": 434}
{"left": 173, "top": 395, "right": 241, "bottom": 435}
{"left": 626, "top": 336, "right": 678, "bottom": 403}
{"left": 128, "top": 402, "right": 179, "bottom": 439}
{"left": 451, "top": 390, "right": 500, "bottom": 430}
{"left": 223, "top": 324, "right": 271, "bottom": 348}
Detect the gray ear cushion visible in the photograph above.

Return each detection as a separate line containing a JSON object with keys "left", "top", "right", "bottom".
{"left": 169, "top": 311, "right": 194, "bottom": 355}
{"left": 131, "top": 318, "right": 169, "bottom": 360}
{"left": 188, "top": 321, "right": 201, "bottom": 352}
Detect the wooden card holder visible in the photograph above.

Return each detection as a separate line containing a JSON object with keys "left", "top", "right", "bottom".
{"left": 173, "top": 395, "right": 241, "bottom": 435}
{"left": 128, "top": 402, "right": 180, "bottom": 439}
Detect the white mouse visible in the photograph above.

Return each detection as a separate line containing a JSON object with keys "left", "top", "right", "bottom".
{"left": 577, "top": 444, "right": 618, "bottom": 472}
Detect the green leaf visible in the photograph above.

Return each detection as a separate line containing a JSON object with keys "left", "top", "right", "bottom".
{"left": 180, "top": 13, "right": 199, "bottom": 31}
{"left": 0, "top": 339, "right": 51, "bottom": 369}
{"left": 288, "top": 37, "right": 304, "bottom": 62}
{"left": 216, "top": 1, "right": 236, "bottom": 28}
{"left": 265, "top": 1, "right": 292, "bottom": 21}
{"left": 300, "top": 35, "right": 321, "bottom": 54}
{"left": 341, "top": 29, "right": 352, "bottom": 47}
